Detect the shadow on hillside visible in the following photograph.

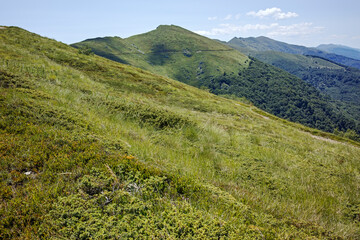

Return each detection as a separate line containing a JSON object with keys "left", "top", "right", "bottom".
{"left": 148, "top": 44, "right": 171, "bottom": 65}
{"left": 93, "top": 50, "right": 129, "bottom": 65}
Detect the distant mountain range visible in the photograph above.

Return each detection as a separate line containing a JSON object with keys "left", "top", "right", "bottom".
{"left": 228, "top": 36, "right": 360, "bottom": 70}
{"left": 317, "top": 44, "right": 360, "bottom": 60}
{"left": 72, "top": 25, "right": 359, "bottom": 135}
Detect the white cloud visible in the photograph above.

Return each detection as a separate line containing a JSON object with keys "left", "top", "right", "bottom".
{"left": 195, "top": 22, "right": 322, "bottom": 37}
{"left": 267, "top": 23, "right": 323, "bottom": 37}
{"left": 276, "top": 11, "right": 298, "bottom": 20}
{"left": 247, "top": 7, "right": 298, "bottom": 20}
{"left": 224, "top": 14, "right": 232, "bottom": 20}
{"left": 330, "top": 34, "right": 348, "bottom": 38}
{"left": 208, "top": 16, "right": 218, "bottom": 21}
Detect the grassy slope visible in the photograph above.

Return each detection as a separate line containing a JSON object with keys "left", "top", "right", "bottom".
{"left": 72, "top": 25, "right": 358, "bottom": 135}
{"left": 1, "top": 26, "right": 360, "bottom": 239}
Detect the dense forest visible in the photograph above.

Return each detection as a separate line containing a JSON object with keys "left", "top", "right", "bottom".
{"left": 198, "top": 58, "right": 359, "bottom": 134}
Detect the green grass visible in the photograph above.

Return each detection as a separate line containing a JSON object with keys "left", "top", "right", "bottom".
{"left": 1, "top": 26, "right": 360, "bottom": 239}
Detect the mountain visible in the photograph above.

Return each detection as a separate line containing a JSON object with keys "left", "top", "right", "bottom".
{"left": 72, "top": 25, "right": 358, "bottom": 136}
{"left": 317, "top": 44, "right": 360, "bottom": 60}
{"left": 227, "top": 37, "right": 360, "bottom": 133}
{"left": 74, "top": 25, "right": 248, "bottom": 86}
{"left": 228, "top": 36, "right": 360, "bottom": 69}
{"left": 2, "top": 26, "right": 360, "bottom": 239}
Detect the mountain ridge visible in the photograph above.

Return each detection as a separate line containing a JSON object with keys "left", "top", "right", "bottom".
{"left": 228, "top": 36, "right": 360, "bottom": 69}
{"left": 317, "top": 43, "right": 360, "bottom": 60}
{"left": 228, "top": 36, "right": 309, "bottom": 55}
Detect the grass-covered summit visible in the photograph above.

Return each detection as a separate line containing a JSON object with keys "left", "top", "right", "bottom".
{"left": 73, "top": 25, "right": 358, "bottom": 135}
{"left": 1, "top": 26, "right": 360, "bottom": 239}
{"left": 73, "top": 25, "right": 249, "bottom": 85}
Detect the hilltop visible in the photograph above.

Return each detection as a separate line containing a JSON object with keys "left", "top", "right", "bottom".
{"left": 74, "top": 25, "right": 248, "bottom": 86}
{"left": 2, "top": 26, "right": 360, "bottom": 239}
{"left": 72, "top": 25, "right": 358, "bottom": 136}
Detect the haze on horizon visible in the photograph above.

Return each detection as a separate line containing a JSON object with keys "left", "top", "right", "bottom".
{"left": 1, "top": 0, "right": 360, "bottom": 49}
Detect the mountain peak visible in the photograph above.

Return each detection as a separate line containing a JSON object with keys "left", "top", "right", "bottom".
{"left": 256, "top": 36, "right": 271, "bottom": 40}
{"left": 155, "top": 24, "right": 189, "bottom": 32}
{"left": 156, "top": 24, "right": 180, "bottom": 29}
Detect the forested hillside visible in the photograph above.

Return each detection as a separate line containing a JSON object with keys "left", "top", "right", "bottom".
{"left": 227, "top": 37, "right": 360, "bottom": 138}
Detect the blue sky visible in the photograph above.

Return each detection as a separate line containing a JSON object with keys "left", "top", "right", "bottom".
{"left": 1, "top": 0, "right": 360, "bottom": 48}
